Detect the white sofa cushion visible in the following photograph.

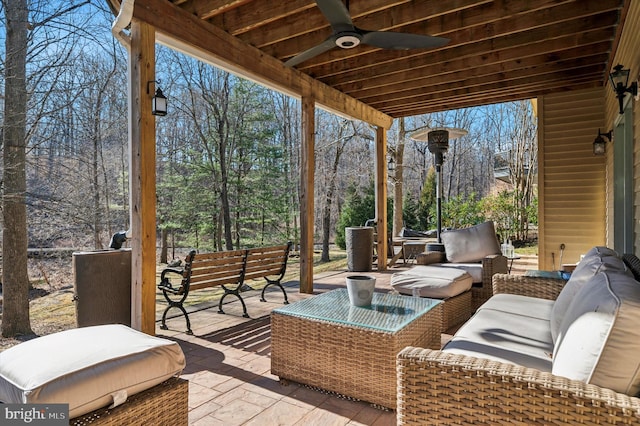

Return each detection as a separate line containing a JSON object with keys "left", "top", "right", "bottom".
{"left": 0, "top": 324, "right": 186, "bottom": 419}
{"left": 443, "top": 307, "right": 553, "bottom": 372}
{"left": 391, "top": 265, "right": 472, "bottom": 298}
{"left": 549, "top": 246, "right": 627, "bottom": 343}
{"left": 441, "top": 221, "right": 501, "bottom": 263}
{"left": 553, "top": 269, "right": 640, "bottom": 395}
{"left": 478, "top": 293, "right": 554, "bottom": 321}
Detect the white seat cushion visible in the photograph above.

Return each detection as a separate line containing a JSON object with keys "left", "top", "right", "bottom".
{"left": 553, "top": 269, "right": 640, "bottom": 395}
{"left": 0, "top": 324, "right": 186, "bottom": 418}
{"left": 478, "top": 293, "right": 554, "bottom": 321}
{"left": 443, "top": 308, "right": 554, "bottom": 372}
{"left": 391, "top": 265, "right": 472, "bottom": 298}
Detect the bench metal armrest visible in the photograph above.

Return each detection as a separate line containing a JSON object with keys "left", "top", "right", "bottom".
{"left": 158, "top": 267, "right": 186, "bottom": 294}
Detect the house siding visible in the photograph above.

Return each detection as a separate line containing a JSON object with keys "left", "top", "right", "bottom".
{"left": 605, "top": 0, "right": 640, "bottom": 255}
{"left": 538, "top": 88, "right": 606, "bottom": 270}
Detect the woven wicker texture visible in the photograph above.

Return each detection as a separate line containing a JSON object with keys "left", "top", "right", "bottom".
{"left": 397, "top": 347, "right": 640, "bottom": 425}
{"left": 472, "top": 254, "right": 508, "bottom": 310}
{"left": 442, "top": 290, "right": 472, "bottom": 331}
{"left": 271, "top": 303, "right": 443, "bottom": 409}
{"left": 492, "top": 273, "right": 566, "bottom": 300}
{"left": 622, "top": 253, "right": 640, "bottom": 281}
{"left": 70, "top": 377, "right": 188, "bottom": 426}
{"left": 416, "top": 251, "right": 445, "bottom": 265}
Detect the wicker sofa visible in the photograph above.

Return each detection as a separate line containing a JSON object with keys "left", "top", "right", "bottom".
{"left": 397, "top": 247, "right": 640, "bottom": 425}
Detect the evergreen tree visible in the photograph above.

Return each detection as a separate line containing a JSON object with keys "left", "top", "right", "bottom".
{"left": 417, "top": 166, "right": 437, "bottom": 230}
{"left": 402, "top": 192, "right": 419, "bottom": 230}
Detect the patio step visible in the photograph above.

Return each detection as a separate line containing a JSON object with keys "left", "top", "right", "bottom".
{"left": 510, "top": 254, "right": 538, "bottom": 275}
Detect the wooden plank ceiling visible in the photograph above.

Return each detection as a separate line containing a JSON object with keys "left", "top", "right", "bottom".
{"left": 158, "top": 0, "right": 626, "bottom": 118}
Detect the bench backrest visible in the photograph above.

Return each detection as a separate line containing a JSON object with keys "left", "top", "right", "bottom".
{"left": 184, "top": 242, "right": 291, "bottom": 292}
{"left": 187, "top": 249, "right": 246, "bottom": 292}
{"left": 244, "top": 243, "right": 291, "bottom": 282}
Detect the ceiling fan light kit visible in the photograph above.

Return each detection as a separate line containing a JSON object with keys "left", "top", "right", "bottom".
{"left": 285, "top": 0, "right": 449, "bottom": 67}
{"left": 336, "top": 33, "right": 360, "bottom": 48}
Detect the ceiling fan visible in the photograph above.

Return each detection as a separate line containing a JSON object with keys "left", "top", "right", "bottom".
{"left": 285, "top": 0, "right": 449, "bottom": 67}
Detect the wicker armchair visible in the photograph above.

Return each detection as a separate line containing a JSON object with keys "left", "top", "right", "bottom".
{"left": 396, "top": 273, "right": 640, "bottom": 425}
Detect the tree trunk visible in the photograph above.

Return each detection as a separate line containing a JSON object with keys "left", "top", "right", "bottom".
{"left": 160, "top": 228, "right": 168, "bottom": 263}
{"left": 2, "top": 0, "right": 33, "bottom": 337}
{"left": 321, "top": 142, "right": 344, "bottom": 262}
{"left": 393, "top": 118, "right": 406, "bottom": 237}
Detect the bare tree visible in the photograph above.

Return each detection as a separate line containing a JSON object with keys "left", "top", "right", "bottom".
{"left": 2, "top": 0, "right": 31, "bottom": 337}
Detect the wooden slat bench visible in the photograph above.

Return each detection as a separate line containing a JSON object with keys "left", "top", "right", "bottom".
{"left": 158, "top": 242, "right": 292, "bottom": 334}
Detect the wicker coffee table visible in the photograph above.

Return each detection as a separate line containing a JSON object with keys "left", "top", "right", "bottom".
{"left": 270, "top": 289, "right": 442, "bottom": 409}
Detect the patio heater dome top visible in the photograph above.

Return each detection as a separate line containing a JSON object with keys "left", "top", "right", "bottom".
{"left": 409, "top": 127, "right": 468, "bottom": 142}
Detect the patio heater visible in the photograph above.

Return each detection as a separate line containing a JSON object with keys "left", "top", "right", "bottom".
{"left": 410, "top": 127, "right": 468, "bottom": 252}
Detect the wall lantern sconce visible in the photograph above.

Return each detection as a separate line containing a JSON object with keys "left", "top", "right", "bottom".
{"left": 593, "top": 129, "right": 612, "bottom": 155}
{"left": 609, "top": 64, "right": 637, "bottom": 115}
{"left": 388, "top": 156, "right": 396, "bottom": 173}
{"left": 147, "top": 80, "right": 167, "bottom": 116}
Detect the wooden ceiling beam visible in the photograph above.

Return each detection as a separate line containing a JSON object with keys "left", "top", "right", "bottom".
{"left": 377, "top": 71, "right": 601, "bottom": 110}
{"left": 386, "top": 83, "right": 596, "bottom": 116}
{"left": 385, "top": 82, "right": 600, "bottom": 116}
{"left": 133, "top": 0, "right": 393, "bottom": 128}
{"left": 212, "top": 0, "right": 412, "bottom": 37}
{"left": 373, "top": 67, "right": 603, "bottom": 111}
{"left": 176, "top": 0, "right": 252, "bottom": 20}
{"left": 253, "top": 0, "right": 486, "bottom": 54}
{"left": 316, "top": 16, "right": 615, "bottom": 87}
{"left": 338, "top": 30, "right": 611, "bottom": 97}
{"left": 381, "top": 77, "right": 601, "bottom": 116}
{"left": 300, "top": 3, "right": 620, "bottom": 78}
{"left": 353, "top": 52, "right": 610, "bottom": 103}
{"left": 209, "top": 0, "right": 316, "bottom": 37}
{"left": 268, "top": 0, "right": 564, "bottom": 63}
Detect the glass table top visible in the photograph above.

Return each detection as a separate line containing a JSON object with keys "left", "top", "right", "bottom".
{"left": 273, "top": 289, "right": 441, "bottom": 333}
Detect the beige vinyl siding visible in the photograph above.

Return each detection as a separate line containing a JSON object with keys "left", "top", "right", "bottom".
{"left": 605, "top": 0, "right": 640, "bottom": 254}
{"left": 538, "top": 87, "right": 606, "bottom": 270}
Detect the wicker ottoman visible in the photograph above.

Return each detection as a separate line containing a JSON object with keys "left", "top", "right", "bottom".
{"left": 391, "top": 265, "right": 473, "bottom": 330}
{"left": 0, "top": 325, "right": 188, "bottom": 424}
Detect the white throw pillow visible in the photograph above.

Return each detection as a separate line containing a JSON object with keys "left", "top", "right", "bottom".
{"left": 552, "top": 269, "right": 640, "bottom": 395}
{"left": 441, "top": 221, "right": 501, "bottom": 263}
{"left": 0, "top": 324, "right": 186, "bottom": 419}
{"left": 549, "top": 246, "right": 626, "bottom": 343}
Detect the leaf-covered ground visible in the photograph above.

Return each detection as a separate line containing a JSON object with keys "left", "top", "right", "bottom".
{"left": 0, "top": 250, "right": 347, "bottom": 352}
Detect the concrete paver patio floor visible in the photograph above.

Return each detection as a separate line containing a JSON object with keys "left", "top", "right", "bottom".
{"left": 156, "top": 267, "right": 415, "bottom": 425}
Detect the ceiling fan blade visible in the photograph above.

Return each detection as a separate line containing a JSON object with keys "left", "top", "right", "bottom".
{"left": 316, "top": 0, "right": 354, "bottom": 32}
{"left": 285, "top": 36, "right": 338, "bottom": 67}
{"left": 361, "top": 30, "right": 449, "bottom": 50}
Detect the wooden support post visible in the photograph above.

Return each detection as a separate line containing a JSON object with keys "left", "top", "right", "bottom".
{"left": 300, "top": 95, "right": 315, "bottom": 293}
{"left": 129, "top": 21, "right": 157, "bottom": 334}
{"left": 375, "top": 126, "right": 388, "bottom": 271}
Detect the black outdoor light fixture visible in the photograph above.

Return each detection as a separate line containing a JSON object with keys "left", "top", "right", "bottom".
{"left": 593, "top": 129, "right": 612, "bottom": 155}
{"left": 147, "top": 80, "right": 168, "bottom": 116}
{"left": 388, "top": 156, "right": 396, "bottom": 173}
{"left": 609, "top": 64, "right": 637, "bottom": 115}
{"left": 410, "top": 127, "right": 468, "bottom": 248}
